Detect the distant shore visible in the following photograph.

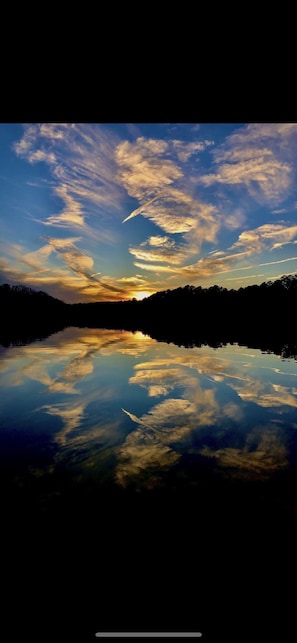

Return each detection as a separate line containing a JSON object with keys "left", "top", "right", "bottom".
{"left": 1, "top": 276, "right": 297, "bottom": 359}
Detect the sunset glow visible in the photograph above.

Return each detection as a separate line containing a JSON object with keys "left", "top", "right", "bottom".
{"left": 135, "top": 291, "right": 152, "bottom": 300}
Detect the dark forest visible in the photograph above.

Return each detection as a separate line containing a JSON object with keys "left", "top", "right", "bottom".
{"left": 1, "top": 275, "right": 297, "bottom": 359}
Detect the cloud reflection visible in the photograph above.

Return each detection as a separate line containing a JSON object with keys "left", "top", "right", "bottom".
{"left": 1, "top": 329, "right": 297, "bottom": 491}
{"left": 115, "top": 342, "right": 297, "bottom": 487}
{"left": 117, "top": 407, "right": 180, "bottom": 488}
{"left": 201, "top": 424, "right": 288, "bottom": 479}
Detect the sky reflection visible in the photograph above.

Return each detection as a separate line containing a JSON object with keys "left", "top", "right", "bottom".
{"left": 1, "top": 328, "right": 297, "bottom": 495}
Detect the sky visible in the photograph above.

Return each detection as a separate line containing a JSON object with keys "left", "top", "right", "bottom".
{"left": 1, "top": 121, "right": 297, "bottom": 303}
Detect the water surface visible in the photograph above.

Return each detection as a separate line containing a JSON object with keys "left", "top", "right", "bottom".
{"left": 1, "top": 327, "right": 297, "bottom": 641}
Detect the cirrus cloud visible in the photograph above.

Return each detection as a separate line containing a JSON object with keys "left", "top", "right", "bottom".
{"left": 199, "top": 122, "right": 297, "bottom": 205}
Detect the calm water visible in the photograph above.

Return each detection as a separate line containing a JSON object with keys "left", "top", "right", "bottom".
{"left": 1, "top": 327, "right": 297, "bottom": 641}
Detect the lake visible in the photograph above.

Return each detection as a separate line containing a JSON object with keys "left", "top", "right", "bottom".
{"left": 1, "top": 327, "right": 297, "bottom": 642}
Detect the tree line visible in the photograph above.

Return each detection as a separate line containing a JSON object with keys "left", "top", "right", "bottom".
{"left": 1, "top": 275, "right": 297, "bottom": 358}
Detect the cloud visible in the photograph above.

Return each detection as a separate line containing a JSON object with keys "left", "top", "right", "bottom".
{"left": 21, "top": 243, "right": 55, "bottom": 269}
{"left": 230, "top": 376, "right": 297, "bottom": 409}
{"left": 121, "top": 407, "right": 155, "bottom": 431}
{"left": 11, "top": 126, "right": 218, "bottom": 291}
{"left": 116, "top": 434, "right": 179, "bottom": 489}
{"left": 13, "top": 124, "right": 60, "bottom": 162}
{"left": 122, "top": 193, "right": 166, "bottom": 224}
{"left": 9, "top": 125, "right": 222, "bottom": 299}
{"left": 43, "top": 185, "right": 85, "bottom": 227}
{"left": 125, "top": 194, "right": 220, "bottom": 276}
{"left": 4, "top": 325, "right": 296, "bottom": 493}
{"left": 116, "top": 386, "right": 220, "bottom": 489}
{"left": 230, "top": 223, "right": 297, "bottom": 255}
{"left": 201, "top": 425, "right": 287, "bottom": 480}
{"left": 127, "top": 349, "right": 244, "bottom": 432}
{"left": 166, "top": 223, "right": 297, "bottom": 282}
{"left": 117, "top": 400, "right": 200, "bottom": 488}
{"left": 45, "top": 237, "right": 95, "bottom": 279}
{"left": 123, "top": 133, "right": 297, "bottom": 283}
{"left": 171, "top": 139, "right": 214, "bottom": 162}
{"left": 129, "top": 236, "right": 189, "bottom": 266}
{"left": 223, "top": 208, "right": 246, "bottom": 230}
{"left": 123, "top": 192, "right": 197, "bottom": 232}
{"left": 0, "top": 237, "right": 132, "bottom": 301}
{"left": 140, "top": 397, "right": 204, "bottom": 435}
{"left": 128, "top": 348, "right": 297, "bottom": 443}
{"left": 225, "top": 273, "right": 266, "bottom": 282}
{"left": 1, "top": 328, "right": 135, "bottom": 453}
{"left": 29, "top": 235, "right": 126, "bottom": 296}
{"left": 41, "top": 401, "right": 86, "bottom": 437}
{"left": 149, "top": 235, "right": 173, "bottom": 247}
{"left": 9, "top": 123, "right": 297, "bottom": 299}
{"left": 120, "top": 342, "right": 295, "bottom": 484}
{"left": 201, "top": 155, "right": 291, "bottom": 202}
{"left": 133, "top": 261, "right": 179, "bottom": 274}
{"left": 116, "top": 137, "right": 182, "bottom": 201}
{"left": 225, "top": 122, "right": 297, "bottom": 147}
{"left": 176, "top": 251, "right": 246, "bottom": 279}
{"left": 123, "top": 183, "right": 219, "bottom": 239}
{"left": 6, "top": 333, "right": 98, "bottom": 396}
{"left": 271, "top": 240, "right": 297, "bottom": 250}
{"left": 199, "top": 123, "right": 297, "bottom": 204}
{"left": 14, "top": 123, "right": 126, "bottom": 232}
{"left": 119, "top": 137, "right": 220, "bottom": 250}
{"left": 129, "top": 367, "right": 186, "bottom": 397}
{"left": 143, "top": 194, "right": 219, "bottom": 239}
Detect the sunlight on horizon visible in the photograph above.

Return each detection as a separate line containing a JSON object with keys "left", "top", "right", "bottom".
{"left": 135, "top": 291, "right": 152, "bottom": 300}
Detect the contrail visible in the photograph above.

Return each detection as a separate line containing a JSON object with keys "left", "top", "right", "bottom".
{"left": 122, "top": 193, "right": 165, "bottom": 223}
{"left": 121, "top": 407, "right": 155, "bottom": 432}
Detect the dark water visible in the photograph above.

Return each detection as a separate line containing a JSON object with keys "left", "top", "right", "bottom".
{"left": 1, "top": 327, "right": 297, "bottom": 642}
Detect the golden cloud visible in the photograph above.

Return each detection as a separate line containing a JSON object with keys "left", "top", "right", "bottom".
{"left": 230, "top": 224, "right": 297, "bottom": 255}
{"left": 129, "top": 367, "right": 191, "bottom": 397}
{"left": 171, "top": 138, "right": 213, "bottom": 161}
{"left": 44, "top": 185, "right": 85, "bottom": 227}
{"left": 201, "top": 424, "right": 287, "bottom": 480}
{"left": 116, "top": 137, "right": 182, "bottom": 202}
{"left": 200, "top": 122, "right": 297, "bottom": 204}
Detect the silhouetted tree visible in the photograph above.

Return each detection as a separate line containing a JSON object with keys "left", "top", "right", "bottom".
{"left": 1, "top": 275, "right": 297, "bottom": 356}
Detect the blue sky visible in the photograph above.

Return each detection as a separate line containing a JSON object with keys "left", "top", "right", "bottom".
{"left": 1, "top": 122, "right": 297, "bottom": 303}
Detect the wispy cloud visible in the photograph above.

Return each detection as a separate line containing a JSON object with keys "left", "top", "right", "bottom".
{"left": 129, "top": 367, "right": 186, "bottom": 397}
{"left": 45, "top": 236, "right": 95, "bottom": 279}
{"left": 171, "top": 138, "right": 213, "bottom": 161}
{"left": 119, "top": 137, "right": 219, "bottom": 245}
{"left": 199, "top": 123, "right": 297, "bottom": 204}
{"left": 42, "top": 185, "right": 85, "bottom": 227}
{"left": 116, "top": 137, "right": 182, "bottom": 201}
{"left": 230, "top": 223, "right": 297, "bottom": 254}
{"left": 129, "top": 236, "right": 189, "bottom": 266}
{"left": 119, "top": 129, "right": 297, "bottom": 283}
{"left": 0, "top": 237, "right": 132, "bottom": 301}
{"left": 201, "top": 426, "right": 287, "bottom": 480}
{"left": 14, "top": 123, "right": 126, "bottom": 233}
{"left": 42, "top": 401, "right": 87, "bottom": 437}
{"left": 162, "top": 224, "right": 297, "bottom": 282}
